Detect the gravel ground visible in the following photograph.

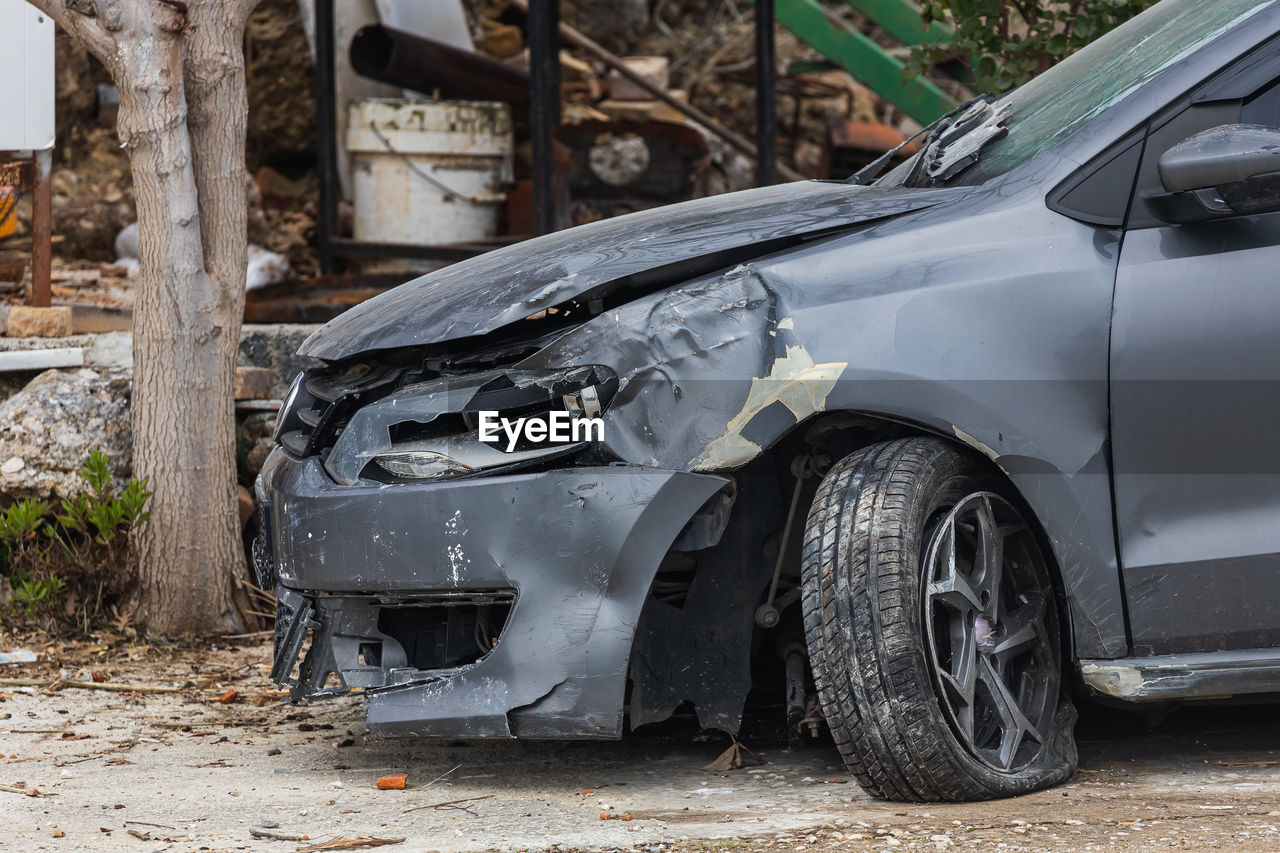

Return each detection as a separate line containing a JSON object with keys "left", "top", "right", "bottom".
{"left": 2, "top": 639, "right": 1279, "bottom": 851}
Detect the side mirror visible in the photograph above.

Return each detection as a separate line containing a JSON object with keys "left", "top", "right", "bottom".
{"left": 1151, "top": 124, "right": 1280, "bottom": 223}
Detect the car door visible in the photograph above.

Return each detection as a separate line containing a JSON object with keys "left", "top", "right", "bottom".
{"left": 1111, "top": 53, "right": 1280, "bottom": 656}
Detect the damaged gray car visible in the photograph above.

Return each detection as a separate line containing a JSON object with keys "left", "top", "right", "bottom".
{"left": 256, "top": 0, "right": 1280, "bottom": 802}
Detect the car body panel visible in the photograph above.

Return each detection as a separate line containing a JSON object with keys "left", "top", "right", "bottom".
{"left": 1112, "top": 212, "right": 1280, "bottom": 655}
{"left": 298, "top": 182, "right": 970, "bottom": 361}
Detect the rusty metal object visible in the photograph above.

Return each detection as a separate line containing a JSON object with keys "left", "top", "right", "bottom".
{"left": 824, "top": 120, "right": 919, "bottom": 179}
{"left": 0, "top": 151, "right": 53, "bottom": 307}
{"left": 555, "top": 119, "right": 710, "bottom": 213}
{"left": 349, "top": 25, "right": 530, "bottom": 120}
{"left": 508, "top": 0, "right": 805, "bottom": 183}
{"left": 244, "top": 272, "right": 413, "bottom": 325}
{"left": 31, "top": 149, "right": 51, "bottom": 308}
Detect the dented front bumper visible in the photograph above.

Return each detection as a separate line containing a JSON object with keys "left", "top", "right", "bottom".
{"left": 255, "top": 448, "right": 725, "bottom": 738}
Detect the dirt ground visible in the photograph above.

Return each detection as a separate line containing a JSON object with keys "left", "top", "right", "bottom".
{"left": 2, "top": 639, "right": 1279, "bottom": 852}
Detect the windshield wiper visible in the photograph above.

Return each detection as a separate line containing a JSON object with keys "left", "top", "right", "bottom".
{"left": 845, "top": 93, "right": 994, "bottom": 186}
{"left": 923, "top": 98, "right": 1012, "bottom": 183}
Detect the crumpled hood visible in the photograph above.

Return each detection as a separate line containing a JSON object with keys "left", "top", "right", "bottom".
{"left": 300, "top": 181, "right": 966, "bottom": 361}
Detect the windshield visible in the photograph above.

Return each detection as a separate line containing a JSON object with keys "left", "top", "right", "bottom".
{"left": 879, "top": 0, "right": 1272, "bottom": 188}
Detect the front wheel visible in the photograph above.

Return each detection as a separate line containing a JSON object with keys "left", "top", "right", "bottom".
{"left": 800, "top": 437, "right": 1077, "bottom": 802}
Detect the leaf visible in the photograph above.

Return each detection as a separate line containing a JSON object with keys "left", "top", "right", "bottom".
{"left": 80, "top": 450, "right": 113, "bottom": 497}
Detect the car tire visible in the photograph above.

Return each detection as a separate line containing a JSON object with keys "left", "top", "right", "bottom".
{"left": 800, "top": 436, "right": 1077, "bottom": 801}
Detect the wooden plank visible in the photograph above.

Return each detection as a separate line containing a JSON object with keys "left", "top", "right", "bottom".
{"left": 0, "top": 347, "right": 85, "bottom": 372}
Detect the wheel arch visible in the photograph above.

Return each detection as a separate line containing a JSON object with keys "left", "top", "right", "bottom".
{"left": 762, "top": 408, "right": 1091, "bottom": 667}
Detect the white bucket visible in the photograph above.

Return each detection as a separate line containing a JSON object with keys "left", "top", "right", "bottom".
{"left": 346, "top": 98, "right": 513, "bottom": 273}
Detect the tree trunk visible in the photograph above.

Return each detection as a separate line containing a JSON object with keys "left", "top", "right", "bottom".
{"left": 117, "top": 3, "right": 242, "bottom": 634}
{"left": 29, "top": 0, "right": 258, "bottom": 634}
{"left": 182, "top": 2, "right": 258, "bottom": 631}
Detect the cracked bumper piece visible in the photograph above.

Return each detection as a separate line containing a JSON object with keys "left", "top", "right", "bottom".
{"left": 256, "top": 449, "right": 726, "bottom": 738}
{"left": 1081, "top": 650, "right": 1280, "bottom": 702}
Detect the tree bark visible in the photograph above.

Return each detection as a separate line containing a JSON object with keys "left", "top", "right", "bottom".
{"left": 30, "top": 0, "right": 258, "bottom": 634}
{"left": 181, "top": 0, "right": 259, "bottom": 631}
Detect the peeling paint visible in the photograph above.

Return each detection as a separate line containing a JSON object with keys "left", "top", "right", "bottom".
{"left": 691, "top": 346, "right": 846, "bottom": 471}
{"left": 952, "top": 425, "right": 1000, "bottom": 460}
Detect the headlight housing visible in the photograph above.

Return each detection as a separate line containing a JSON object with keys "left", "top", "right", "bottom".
{"left": 372, "top": 450, "right": 473, "bottom": 480}
{"left": 324, "top": 365, "right": 617, "bottom": 485}
{"left": 272, "top": 372, "right": 307, "bottom": 444}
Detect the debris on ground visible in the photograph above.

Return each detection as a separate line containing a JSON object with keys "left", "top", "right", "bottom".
{"left": 0, "top": 648, "right": 37, "bottom": 664}
{"left": 250, "top": 826, "right": 311, "bottom": 841}
{"left": 375, "top": 772, "right": 408, "bottom": 790}
{"left": 297, "top": 837, "right": 405, "bottom": 851}
{"left": 703, "top": 740, "right": 764, "bottom": 771}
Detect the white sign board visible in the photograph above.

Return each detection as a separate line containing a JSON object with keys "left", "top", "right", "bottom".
{"left": 0, "top": 0, "right": 54, "bottom": 152}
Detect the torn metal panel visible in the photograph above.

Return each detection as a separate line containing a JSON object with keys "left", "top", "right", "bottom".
{"left": 259, "top": 449, "right": 724, "bottom": 737}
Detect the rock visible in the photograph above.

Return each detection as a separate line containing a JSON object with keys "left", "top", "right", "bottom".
{"left": 238, "top": 324, "right": 323, "bottom": 399}
{"left": 246, "top": 244, "right": 291, "bottom": 291}
{"left": 376, "top": 773, "right": 408, "bottom": 790}
{"left": 113, "top": 221, "right": 139, "bottom": 263}
{"left": 588, "top": 133, "right": 651, "bottom": 187}
{"left": 7, "top": 306, "right": 74, "bottom": 339}
{"left": 0, "top": 367, "right": 131, "bottom": 501}
{"left": 85, "top": 331, "right": 132, "bottom": 368}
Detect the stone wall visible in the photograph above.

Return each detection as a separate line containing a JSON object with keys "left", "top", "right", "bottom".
{"left": 0, "top": 325, "right": 320, "bottom": 501}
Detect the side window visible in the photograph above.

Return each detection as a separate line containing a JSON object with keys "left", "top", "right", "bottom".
{"left": 1125, "top": 39, "right": 1280, "bottom": 229}
{"left": 1051, "top": 41, "right": 1280, "bottom": 231}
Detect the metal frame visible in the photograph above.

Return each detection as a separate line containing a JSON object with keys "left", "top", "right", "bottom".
{"left": 312, "top": 0, "right": 783, "bottom": 268}
{"left": 756, "top": 0, "right": 779, "bottom": 187}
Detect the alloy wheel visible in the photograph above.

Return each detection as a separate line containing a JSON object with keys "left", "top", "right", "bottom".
{"left": 921, "top": 492, "right": 1059, "bottom": 773}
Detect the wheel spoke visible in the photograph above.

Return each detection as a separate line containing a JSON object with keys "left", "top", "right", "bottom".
{"left": 978, "top": 656, "right": 1044, "bottom": 770}
{"left": 974, "top": 495, "right": 1003, "bottom": 619}
{"left": 990, "top": 593, "right": 1047, "bottom": 658}
{"left": 928, "top": 572, "right": 984, "bottom": 613}
{"left": 928, "top": 518, "right": 984, "bottom": 612}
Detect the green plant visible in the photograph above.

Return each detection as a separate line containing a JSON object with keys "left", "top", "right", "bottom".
{"left": 0, "top": 451, "right": 150, "bottom": 629}
{"left": 10, "top": 574, "right": 65, "bottom": 615}
{"left": 909, "top": 0, "right": 1157, "bottom": 94}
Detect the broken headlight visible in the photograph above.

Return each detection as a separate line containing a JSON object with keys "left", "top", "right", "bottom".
{"left": 273, "top": 372, "right": 306, "bottom": 444}
{"left": 372, "top": 450, "right": 474, "bottom": 480}
{"left": 324, "top": 365, "right": 617, "bottom": 485}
